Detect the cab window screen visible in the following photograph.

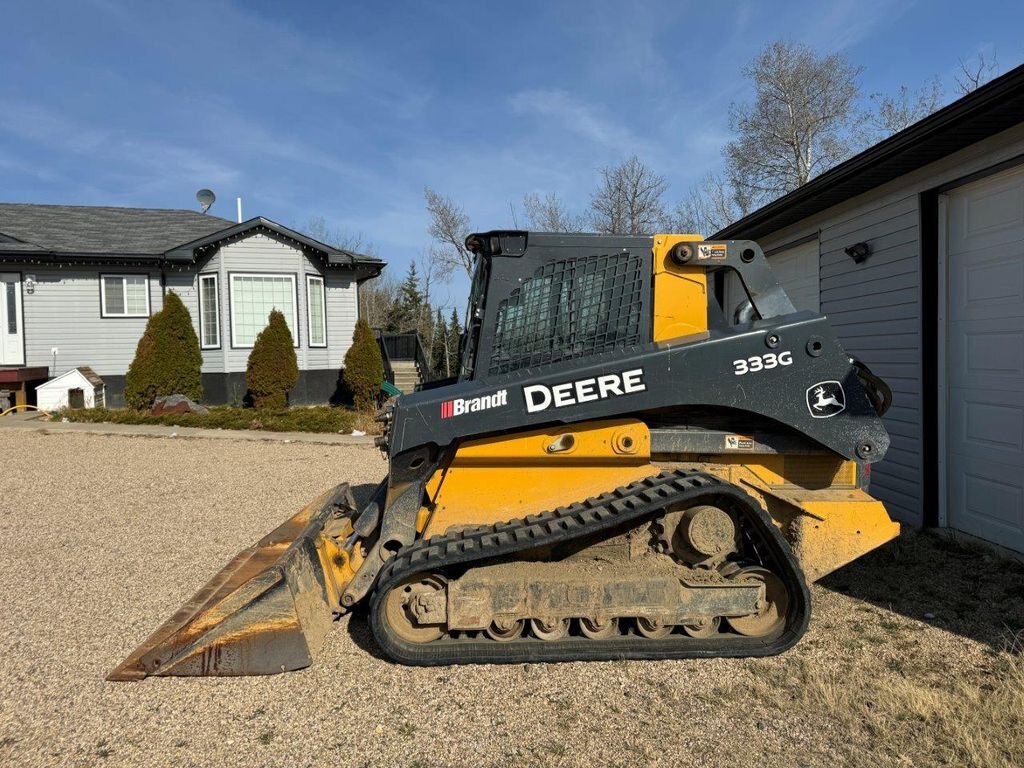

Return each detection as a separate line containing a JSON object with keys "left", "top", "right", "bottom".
{"left": 488, "top": 252, "right": 644, "bottom": 375}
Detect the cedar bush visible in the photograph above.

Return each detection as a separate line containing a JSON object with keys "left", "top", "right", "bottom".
{"left": 342, "top": 318, "right": 384, "bottom": 411}
{"left": 123, "top": 291, "right": 203, "bottom": 409}
{"left": 246, "top": 309, "right": 299, "bottom": 409}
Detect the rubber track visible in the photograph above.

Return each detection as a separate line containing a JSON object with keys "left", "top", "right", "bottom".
{"left": 369, "top": 469, "right": 811, "bottom": 666}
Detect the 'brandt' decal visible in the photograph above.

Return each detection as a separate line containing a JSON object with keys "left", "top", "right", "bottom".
{"left": 440, "top": 389, "right": 508, "bottom": 419}
{"left": 524, "top": 368, "right": 646, "bottom": 414}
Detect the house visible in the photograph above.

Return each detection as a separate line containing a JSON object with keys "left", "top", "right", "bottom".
{"left": 714, "top": 64, "right": 1024, "bottom": 557}
{"left": 0, "top": 204, "right": 384, "bottom": 406}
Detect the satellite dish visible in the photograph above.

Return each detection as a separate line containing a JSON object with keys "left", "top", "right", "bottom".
{"left": 196, "top": 188, "right": 216, "bottom": 214}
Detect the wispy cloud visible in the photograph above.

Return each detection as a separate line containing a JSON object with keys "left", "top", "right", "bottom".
{"left": 0, "top": 99, "right": 241, "bottom": 193}
{"left": 508, "top": 89, "right": 643, "bottom": 153}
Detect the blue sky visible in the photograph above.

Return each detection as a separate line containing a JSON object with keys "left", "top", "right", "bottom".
{"left": 4, "top": 0, "right": 1023, "bottom": 309}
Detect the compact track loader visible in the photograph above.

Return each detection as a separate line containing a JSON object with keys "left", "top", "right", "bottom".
{"left": 109, "top": 232, "right": 898, "bottom": 679}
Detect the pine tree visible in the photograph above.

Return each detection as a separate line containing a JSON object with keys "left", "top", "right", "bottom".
{"left": 429, "top": 307, "right": 448, "bottom": 378}
{"left": 446, "top": 307, "right": 463, "bottom": 377}
{"left": 342, "top": 318, "right": 385, "bottom": 411}
{"left": 389, "top": 262, "right": 423, "bottom": 333}
{"left": 245, "top": 309, "right": 299, "bottom": 409}
{"left": 124, "top": 291, "right": 203, "bottom": 409}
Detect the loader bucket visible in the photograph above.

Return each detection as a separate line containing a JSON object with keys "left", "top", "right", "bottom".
{"left": 108, "top": 483, "right": 358, "bottom": 681}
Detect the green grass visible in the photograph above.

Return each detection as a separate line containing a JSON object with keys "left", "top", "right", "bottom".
{"left": 58, "top": 405, "right": 361, "bottom": 434}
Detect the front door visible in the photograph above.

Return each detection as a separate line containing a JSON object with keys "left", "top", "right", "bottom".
{"left": 0, "top": 273, "right": 25, "bottom": 366}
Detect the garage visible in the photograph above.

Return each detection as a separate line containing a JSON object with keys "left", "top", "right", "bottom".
{"left": 941, "top": 165, "right": 1024, "bottom": 553}
{"left": 713, "top": 63, "right": 1024, "bottom": 555}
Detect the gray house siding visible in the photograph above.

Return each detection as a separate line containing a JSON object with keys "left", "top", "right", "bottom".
{"left": 18, "top": 264, "right": 163, "bottom": 380}
{"left": 211, "top": 234, "right": 357, "bottom": 373}
{"left": 750, "top": 122, "right": 1024, "bottom": 525}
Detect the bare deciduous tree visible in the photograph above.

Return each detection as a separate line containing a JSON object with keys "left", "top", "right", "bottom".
{"left": 955, "top": 51, "right": 999, "bottom": 95}
{"left": 589, "top": 155, "right": 668, "bottom": 235}
{"left": 671, "top": 171, "right": 754, "bottom": 236}
{"left": 522, "top": 191, "right": 586, "bottom": 232}
{"left": 357, "top": 272, "right": 398, "bottom": 330}
{"left": 299, "top": 216, "right": 376, "bottom": 256}
{"left": 424, "top": 187, "right": 475, "bottom": 278}
{"left": 726, "top": 42, "right": 862, "bottom": 204}
{"left": 863, "top": 77, "right": 943, "bottom": 140}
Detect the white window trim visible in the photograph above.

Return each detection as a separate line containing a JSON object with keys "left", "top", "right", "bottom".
{"left": 100, "top": 274, "right": 150, "bottom": 318}
{"left": 198, "top": 273, "right": 220, "bottom": 349}
{"left": 229, "top": 272, "right": 299, "bottom": 349}
{"left": 306, "top": 274, "right": 327, "bottom": 348}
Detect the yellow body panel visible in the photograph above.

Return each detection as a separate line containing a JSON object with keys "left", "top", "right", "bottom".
{"left": 421, "top": 419, "right": 658, "bottom": 538}
{"left": 783, "top": 498, "right": 900, "bottom": 583}
{"left": 651, "top": 234, "right": 708, "bottom": 343}
{"left": 684, "top": 458, "right": 899, "bottom": 582}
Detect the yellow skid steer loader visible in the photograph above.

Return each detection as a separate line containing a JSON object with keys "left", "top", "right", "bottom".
{"left": 109, "top": 233, "right": 897, "bottom": 678}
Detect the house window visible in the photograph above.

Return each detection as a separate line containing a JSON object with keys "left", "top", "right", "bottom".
{"left": 229, "top": 273, "right": 297, "bottom": 348}
{"left": 198, "top": 273, "right": 220, "bottom": 348}
{"left": 5, "top": 281, "right": 15, "bottom": 334}
{"left": 101, "top": 275, "right": 150, "bottom": 317}
{"left": 306, "top": 275, "right": 327, "bottom": 347}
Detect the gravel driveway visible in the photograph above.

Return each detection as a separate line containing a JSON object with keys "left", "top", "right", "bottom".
{"left": 1, "top": 431, "right": 1020, "bottom": 767}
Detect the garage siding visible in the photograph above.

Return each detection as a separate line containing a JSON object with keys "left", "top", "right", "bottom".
{"left": 747, "top": 121, "right": 1024, "bottom": 526}
{"left": 817, "top": 194, "right": 923, "bottom": 522}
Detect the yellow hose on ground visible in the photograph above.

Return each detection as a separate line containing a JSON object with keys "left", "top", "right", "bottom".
{"left": 0, "top": 404, "right": 53, "bottom": 418}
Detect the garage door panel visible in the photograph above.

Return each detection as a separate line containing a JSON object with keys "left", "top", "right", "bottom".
{"left": 946, "top": 164, "right": 1024, "bottom": 554}
{"left": 948, "top": 170, "right": 1024, "bottom": 253}
{"left": 947, "top": 323, "right": 1024, "bottom": 390}
{"left": 949, "top": 395, "right": 1024, "bottom": 462}
{"left": 948, "top": 460, "right": 1024, "bottom": 551}
{"left": 950, "top": 247, "right": 1024, "bottom": 321}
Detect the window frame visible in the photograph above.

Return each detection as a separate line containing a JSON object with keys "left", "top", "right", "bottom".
{"left": 305, "top": 274, "right": 328, "bottom": 348}
{"left": 99, "top": 273, "right": 151, "bottom": 319}
{"left": 197, "top": 272, "right": 221, "bottom": 350}
{"left": 228, "top": 271, "right": 299, "bottom": 349}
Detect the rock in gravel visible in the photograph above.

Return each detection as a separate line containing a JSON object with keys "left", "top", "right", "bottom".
{"left": 151, "top": 394, "right": 209, "bottom": 416}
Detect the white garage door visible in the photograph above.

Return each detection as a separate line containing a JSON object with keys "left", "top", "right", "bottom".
{"left": 724, "top": 238, "right": 819, "bottom": 318}
{"left": 943, "top": 164, "right": 1024, "bottom": 554}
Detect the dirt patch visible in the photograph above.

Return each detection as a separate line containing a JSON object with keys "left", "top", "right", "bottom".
{"left": 0, "top": 430, "right": 1021, "bottom": 767}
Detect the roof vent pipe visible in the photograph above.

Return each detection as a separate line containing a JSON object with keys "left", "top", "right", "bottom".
{"left": 236, "top": 197, "right": 243, "bottom": 223}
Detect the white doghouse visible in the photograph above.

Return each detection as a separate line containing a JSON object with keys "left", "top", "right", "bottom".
{"left": 36, "top": 367, "right": 106, "bottom": 410}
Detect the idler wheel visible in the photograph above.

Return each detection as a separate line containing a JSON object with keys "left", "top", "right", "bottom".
{"left": 725, "top": 566, "right": 788, "bottom": 637}
{"left": 383, "top": 574, "right": 448, "bottom": 644}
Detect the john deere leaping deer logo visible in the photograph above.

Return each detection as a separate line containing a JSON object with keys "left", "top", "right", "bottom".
{"left": 806, "top": 381, "right": 846, "bottom": 418}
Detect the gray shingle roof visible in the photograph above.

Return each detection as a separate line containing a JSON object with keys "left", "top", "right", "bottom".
{"left": 0, "top": 203, "right": 234, "bottom": 255}
{"left": 0, "top": 203, "right": 386, "bottom": 279}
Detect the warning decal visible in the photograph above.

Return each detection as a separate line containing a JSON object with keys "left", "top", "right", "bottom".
{"left": 697, "top": 243, "right": 728, "bottom": 260}
{"left": 724, "top": 434, "right": 754, "bottom": 451}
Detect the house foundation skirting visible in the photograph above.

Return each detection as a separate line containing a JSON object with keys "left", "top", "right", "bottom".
{"left": 102, "top": 369, "right": 345, "bottom": 408}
